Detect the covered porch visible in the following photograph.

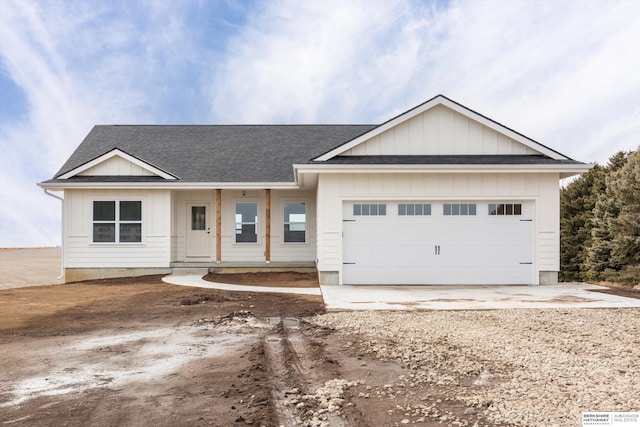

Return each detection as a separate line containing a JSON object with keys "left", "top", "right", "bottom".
{"left": 169, "top": 188, "right": 317, "bottom": 273}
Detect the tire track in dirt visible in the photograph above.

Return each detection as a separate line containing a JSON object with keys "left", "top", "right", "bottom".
{"left": 264, "top": 317, "right": 354, "bottom": 427}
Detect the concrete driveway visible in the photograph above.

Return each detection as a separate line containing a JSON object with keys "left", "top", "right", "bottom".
{"left": 320, "top": 282, "right": 640, "bottom": 311}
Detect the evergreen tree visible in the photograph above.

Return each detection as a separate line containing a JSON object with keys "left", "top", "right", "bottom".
{"left": 559, "top": 165, "right": 605, "bottom": 281}
{"left": 609, "top": 149, "right": 640, "bottom": 284}
{"left": 586, "top": 151, "right": 630, "bottom": 282}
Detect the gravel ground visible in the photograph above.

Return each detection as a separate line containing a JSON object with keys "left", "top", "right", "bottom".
{"left": 312, "top": 308, "right": 640, "bottom": 427}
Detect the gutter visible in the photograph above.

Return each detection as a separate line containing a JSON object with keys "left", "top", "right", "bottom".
{"left": 43, "top": 189, "right": 64, "bottom": 281}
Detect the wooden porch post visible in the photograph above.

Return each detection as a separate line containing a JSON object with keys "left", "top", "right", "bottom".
{"left": 265, "top": 189, "right": 271, "bottom": 263}
{"left": 216, "top": 189, "right": 221, "bottom": 263}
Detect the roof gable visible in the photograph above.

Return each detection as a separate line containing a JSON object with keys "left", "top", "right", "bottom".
{"left": 58, "top": 149, "right": 178, "bottom": 180}
{"left": 314, "top": 95, "right": 569, "bottom": 161}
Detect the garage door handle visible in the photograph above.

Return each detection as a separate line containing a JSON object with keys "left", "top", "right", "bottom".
{"left": 343, "top": 262, "right": 356, "bottom": 265}
{"left": 435, "top": 245, "right": 440, "bottom": 255}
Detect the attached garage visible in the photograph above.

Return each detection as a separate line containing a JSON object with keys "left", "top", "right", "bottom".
{"left": 342, "top": 201, "right": 534, "bottom": 285}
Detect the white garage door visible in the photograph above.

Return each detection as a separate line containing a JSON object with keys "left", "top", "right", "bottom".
{"left": 342, "top": 201, "right": 533, "bottom": 285}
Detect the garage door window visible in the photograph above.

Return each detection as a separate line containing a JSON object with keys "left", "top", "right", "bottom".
{"left": 443, "top": 203, "right": 476, "bottom": 216}
{"left": 399, "top": 203, "right": 431, "bottom": 216}
{"left": 353, "top": 203, "right": 386, "bottom": 216}
{"left": 489, "top": 203, "right": 522, "bottom": 216}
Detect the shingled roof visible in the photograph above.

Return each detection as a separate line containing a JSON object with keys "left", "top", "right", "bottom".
{"left": 53, "top": 125, "right": 376, "bottom": 183}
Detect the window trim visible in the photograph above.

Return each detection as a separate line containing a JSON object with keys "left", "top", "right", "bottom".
{"left": 234, "top": 200, "right": 260, "bottom": 244}
{"left": 283, "top": 201, "right": 307, "bottom": 244}
{"left": 91, "top": 199, "right": 143, "bottom": 244}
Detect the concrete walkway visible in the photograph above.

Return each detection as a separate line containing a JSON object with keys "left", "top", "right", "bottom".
{"left": 162, "top": 274, "right": 640, "bottom": 311}
{"left": 162, "top": 274, "right": 322, "bottom": 296}
{"left": 320, "top": 282, "right": 640, "bottom": 311}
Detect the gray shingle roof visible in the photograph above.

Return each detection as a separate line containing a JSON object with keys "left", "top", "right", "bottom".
{"left": 54, "top": 125, "right": 376, "bottom": 182}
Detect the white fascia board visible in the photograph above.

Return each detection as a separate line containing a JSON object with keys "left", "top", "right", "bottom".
{"left": 38, "top": 181, "right": 301, "bottom": 190}
{"left": 294, "top": 163, "right": 593, "bottom": 175}
{"left": 314, "top": 96, "right": 567, "bottom": 161}
{"left": 57, "top": 149, "right": 178, "bottom": 180}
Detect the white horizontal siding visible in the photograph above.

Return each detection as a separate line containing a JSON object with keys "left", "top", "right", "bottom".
{"left": 343, "top": 105, "right": 539, "bottom": 156}
{"left": 66, "top": 236, "right": 170, "bottom": 268}
{"left": 63, "top": 189, "right": 171, "bottom": 268}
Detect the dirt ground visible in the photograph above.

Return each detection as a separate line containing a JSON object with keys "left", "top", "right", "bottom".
{"left": 1, "top": 249, "right": 638, "bottom": 426}
{"left": 0, "top": 274, "right": 522, "bottom": 427}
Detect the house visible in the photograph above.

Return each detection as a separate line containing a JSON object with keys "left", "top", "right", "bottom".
{"left": 39, "top": 95, "right": 591, "bottom": 285}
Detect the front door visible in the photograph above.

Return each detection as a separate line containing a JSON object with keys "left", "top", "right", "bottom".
{"left": 186, "top": 203, "right": 210, "bottom": 258}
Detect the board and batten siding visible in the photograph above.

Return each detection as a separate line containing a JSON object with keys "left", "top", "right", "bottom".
{"left": 342, "top": 105, "right": 539, "bottom": 156}
{"left": 315, "top": 172, "right": 560, "bottom": 284}
{"left": 64, "top": 189, "right": 171, "bottom": 268}
{"left": 78, "top": 156, "right": 155, "bottom": 176}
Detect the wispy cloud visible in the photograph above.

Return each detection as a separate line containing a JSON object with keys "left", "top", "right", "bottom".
{"left": 0, "top": 0, "right": 206, "bottom": 246}
{"left": 211, "top": 0, "right": 640, "bottom": 161}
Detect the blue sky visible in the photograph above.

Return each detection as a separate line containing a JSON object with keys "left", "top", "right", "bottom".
{"left": 1, "top": 0, "right": 639, "bottom": 248}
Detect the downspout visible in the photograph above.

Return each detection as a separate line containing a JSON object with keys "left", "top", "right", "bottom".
{"left": 43, "top": 189, "right": 65, "bottom": 281}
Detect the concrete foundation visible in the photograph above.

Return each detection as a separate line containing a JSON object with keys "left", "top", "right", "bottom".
{"left": 65, "top": 268, "right": 172, "bottom": 283}
{"left": 318, "top": 271, "right": 339, "bottom": 286}
{"left": 539, "top": 271, "right": 559, "bottom": 285}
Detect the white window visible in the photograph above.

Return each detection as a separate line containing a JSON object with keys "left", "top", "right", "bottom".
{"left": 398, "top": 203, "right": 431, "bottom": 216}
{"left": 443, "top": 203, "right": 476, "bottom": 216}
{"left": 93, "top": 201, "right": 142, "bottom": 243}
{"left": 235, "top": 202, "right": 258, "bottom": 243}
{"left": 353, "top": 203, "right": 387, "bottom": 216}
{"left": 284, "top": 202, "right": 306, "bottom": 243}
{"left": 489, "top": 203, "right": 522, "bottom": 216}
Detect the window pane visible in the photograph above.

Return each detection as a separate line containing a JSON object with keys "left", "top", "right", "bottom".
{"left": 93, "top": 223, "right": 115, "bottom": 242}
{"left": 284, "top": 202, "right": 305, "bottom": 222}
{"left": 236, "top": 224, "right": 257, "bottom": 243}
{"left": 497, "top": 204, "right": 505, "bottom": 215}
{"left": 236, "top": 202, "right": 257, "bottom": 222}
{"left": 379, "top": 204, "right": 386, "bottom": 215}
{"left": 415, "top": 204, "right": 423, "bottom": 215}
{"left": 362, "top": 204, "right": 370, "bottom": 215}
{"left": 506, "top": 204, "right": 513, "bottom": 215}
{"left": 119, "top": 223, "right": 142, "bottom": 242}
{"left": 370, "top": 204, "right": 378, "bottom": 215}
{"left": 460, "top": 204, "right": 469, "bottom": 215}
{"left": 191, "top": 206, "right": 206, "bottom": 230}
{"left": 514, "top": 204, "right": 522, "bottom": 215}
{"left": 452, "top": 204, "right": 460, "bottom": 215}
{"left": 444, "top": 204, "right": 451, "bottom": 215}
{"left": 407, "top": 204, "right": 414, "bottom": 215}
{"left": 489, "top": 204, "right": 497, "bottom": 215}
{"left": 398, "top": 204, "right": 406, "bottom": 215}
{"left": 353, "top": 204, "right": 361, "bottom": 216}
{"left": 424, "top": 204, "right": 431, "bottom": 215}
{"left": 469, "top": 204, "right": 476, "bottom": 215}
{"left": 94, "top": 201, "right": 115, "bottom": 221}
{"left": 284, "top": 224, "right": 306, "bottom": 242}
{"left": 120, "top": 201, "right": 141, "bottom": 221}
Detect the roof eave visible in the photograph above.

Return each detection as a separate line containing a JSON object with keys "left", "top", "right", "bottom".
{"left": 38, "top": 181, "right": 301, "bottom": 190}
{"left": 294, "top": 163, "right": 594, "bottom": 174}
